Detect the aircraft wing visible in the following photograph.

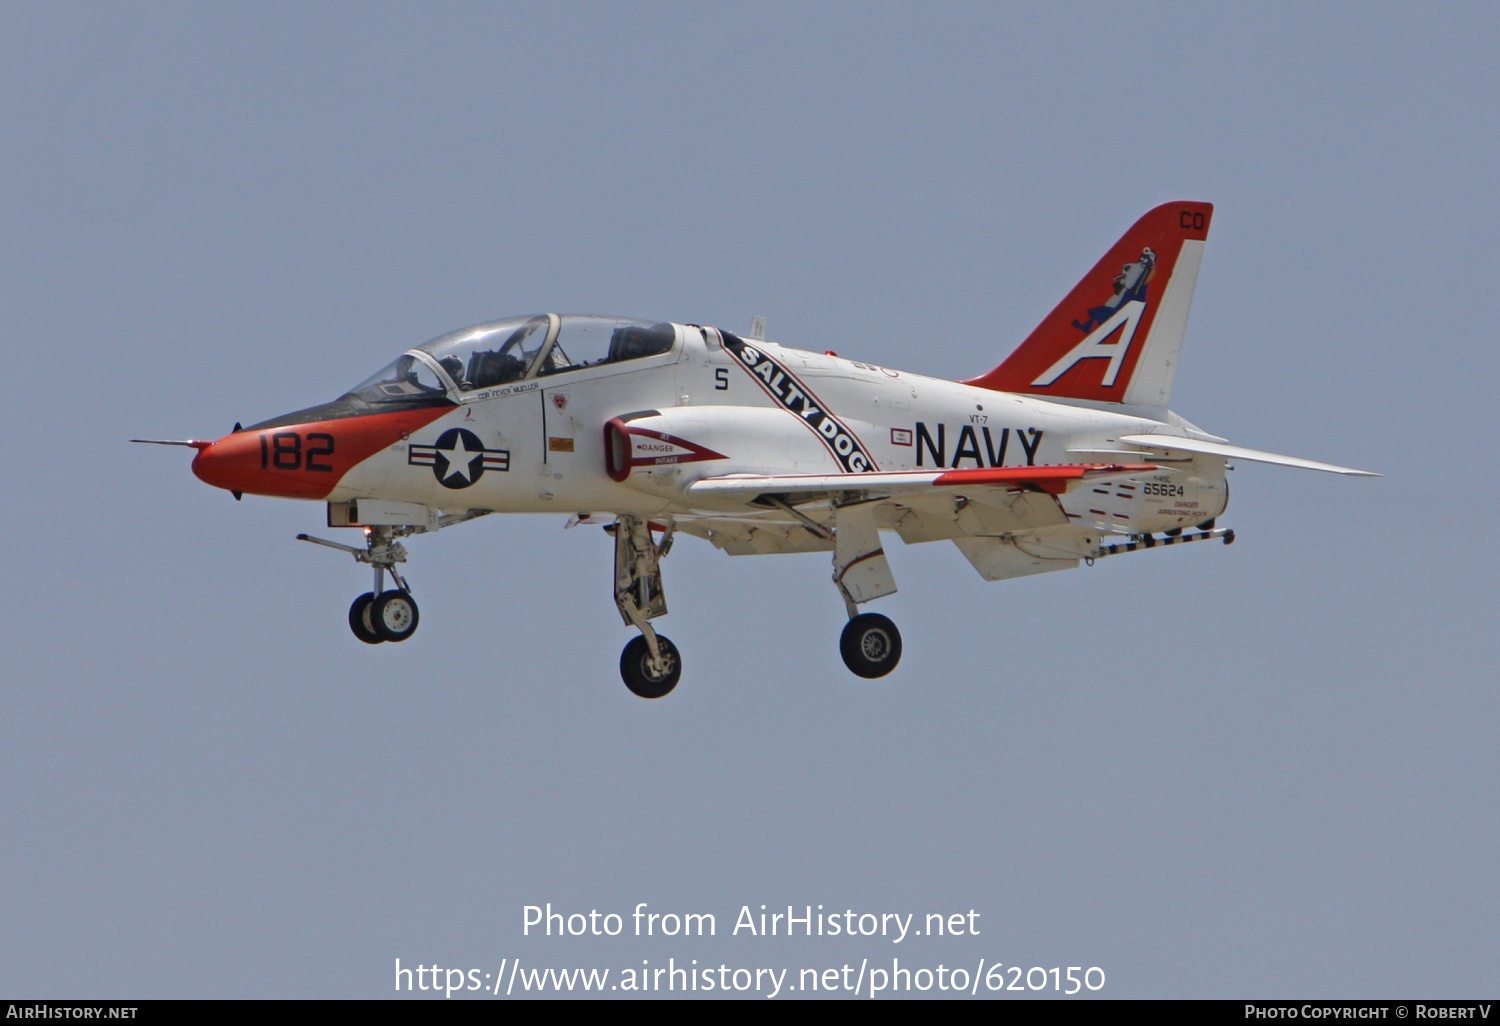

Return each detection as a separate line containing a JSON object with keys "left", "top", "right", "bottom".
{"left": 678, "top": 464, "right": 1153, "bottom": 559}
{"left": 685, "top": 463, "right": 1159, "bottom": 502}
{"left": 1114, "top": 434, "right": 1378, "bottom": 476}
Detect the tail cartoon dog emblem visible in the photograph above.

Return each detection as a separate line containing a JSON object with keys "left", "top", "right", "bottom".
{"left": 1071, "top": 247, "right": 1155, "bottom": 333}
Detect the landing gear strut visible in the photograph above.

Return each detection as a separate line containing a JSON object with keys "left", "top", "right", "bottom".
{"left": 299, "top": 526, "right": 421, "bottom": 644}
{"left": 830, "top": 498, "right": 903, "bottom": 679}
{"left": 610, "top": 514, "right": 680, "bottom": 697}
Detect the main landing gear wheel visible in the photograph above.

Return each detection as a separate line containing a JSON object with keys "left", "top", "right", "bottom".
{"left": 370, "top": 589, "right": 420, "bottom": 643}
{"left": 620, "top": 635, "right": 681, "bottom": 699}
{"left": 348, "top": 592, "right": 383, "bottom": 645}
{"left": 840, "top": 613, "right": 902, "bottom": 678}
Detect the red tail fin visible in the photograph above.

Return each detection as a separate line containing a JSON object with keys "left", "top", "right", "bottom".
{"left": 965, "top": 201, "right": 1213, "bottom": 407}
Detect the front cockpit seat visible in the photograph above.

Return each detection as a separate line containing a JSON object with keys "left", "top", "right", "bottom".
{"left": 466, "top": 349, "right": 525, "bottom": 389}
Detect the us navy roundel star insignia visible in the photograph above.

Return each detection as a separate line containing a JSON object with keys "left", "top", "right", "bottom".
{"left": 407, "top": 428, "right": 510, "bottom": 488}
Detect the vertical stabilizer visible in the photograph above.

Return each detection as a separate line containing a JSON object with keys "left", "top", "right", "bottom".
{"left": 965, "top": 201, "right": 1212, "bottom": 407}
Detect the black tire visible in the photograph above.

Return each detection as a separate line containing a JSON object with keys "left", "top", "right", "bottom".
{"left": 349, "top": 593, "right": 383, "bottom": 645}
{"left": 620, "top": 634, "right": 681, "bottom": 698}
{"left": 371, "top": 589, "right": 419, "bottom": 643}
{"left": 840, "top": 612, "right": 902, "bottom": 678}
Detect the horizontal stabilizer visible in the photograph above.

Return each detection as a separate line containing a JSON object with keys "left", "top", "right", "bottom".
{"left": 1116, "top": 434, "right": 1378, "bottom": 476}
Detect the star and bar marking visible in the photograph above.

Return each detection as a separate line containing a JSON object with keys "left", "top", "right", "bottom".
{"left": 408, "top": 427, "right": 509, "bottom": 488}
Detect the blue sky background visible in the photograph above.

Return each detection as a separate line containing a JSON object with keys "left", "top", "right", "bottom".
{"left": 2, "top": 2, "right": 1496, "bottom": 998}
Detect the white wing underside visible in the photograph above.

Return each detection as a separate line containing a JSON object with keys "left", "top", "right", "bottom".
{"left": 673, "top": 486, "right": 1074, "bottom": 554}
{"left": 669, "top": 466, "right": 1138, "bottom": 579}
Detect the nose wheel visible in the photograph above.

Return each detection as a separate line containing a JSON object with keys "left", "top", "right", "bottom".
{"left": 349, "top": 593, "right": 382, "bottom": 644}
{"left": 299, "top": 527, "right": 423, "bottom": 644}
{"left": 840, "top": 612, "right": 902, "bottom": 678}
{"left": 348, "top": 587, "right": 421, "bottom": 644}
{"left": 370, "top": 589, "right": 419, "bottom": 642}
{"left": 348, "top": 589, "right": 420, "bottom": 643}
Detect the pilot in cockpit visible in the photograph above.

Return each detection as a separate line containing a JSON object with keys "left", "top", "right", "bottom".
{"left": 462, "top": 348, "right": 526, "bottom": 390}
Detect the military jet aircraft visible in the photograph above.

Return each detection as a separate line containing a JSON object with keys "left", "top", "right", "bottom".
{"left": 136, "top": 201, "right": 1375, "bottom": 697}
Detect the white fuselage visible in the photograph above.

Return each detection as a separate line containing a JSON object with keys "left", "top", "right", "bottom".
{"left": 326, "top": 324, "right": 1227, "bottom": 536}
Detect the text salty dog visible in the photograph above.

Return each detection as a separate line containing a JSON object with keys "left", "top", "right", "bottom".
{"left": 722, "top": 335, "right": 877, "bottom": 474}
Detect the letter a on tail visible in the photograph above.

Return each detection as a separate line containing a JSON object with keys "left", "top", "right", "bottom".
{"left": 965, "top": 200, "right": 1212, "bottom": 407}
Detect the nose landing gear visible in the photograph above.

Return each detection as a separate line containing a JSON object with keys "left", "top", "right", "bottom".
{"left": 369, "top": 588, "right": 419, "bottom": 642}
{"left": 299, "top": 526, "right": 421, "bottom": 644}
{"left": 348, "top": 593, "right": 382, "bottom": 644}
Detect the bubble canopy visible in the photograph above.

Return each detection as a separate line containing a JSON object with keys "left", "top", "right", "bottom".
{"left": 417, "top": 315, "right": 553, "bottom": 392}
{"left": 341, "top": 314, "right": 676, "bottom": 413}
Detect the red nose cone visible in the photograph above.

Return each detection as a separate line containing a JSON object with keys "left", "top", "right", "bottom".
{"left": 191, "top": 432, "right": 263, "bottom": 494}
{"left": 190, "top": 407, "right": 453, "bottom": 500}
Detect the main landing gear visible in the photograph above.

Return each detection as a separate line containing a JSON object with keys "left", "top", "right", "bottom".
{"left": 830, "top": 498, "right": 903, "bottom": 679}
{"left": 609, "top": 498, "right": 908, "bottom": 692}
{"left": 754, "top": 495, "right": 907, "bottom": 679}
{"left": 299, "top": 526, "right": 421, "bottom": 644}
{"left": 840, "top": 612, "right": 902, "bottom": 678}
{"left": 610, "top": 514, "right": 681, "bottom": 698}
{"left": 605, "top": 503, "right": 905, "bottom": 694}
{"left": 619, "top": 634, "right": 681, "bottom": 699}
